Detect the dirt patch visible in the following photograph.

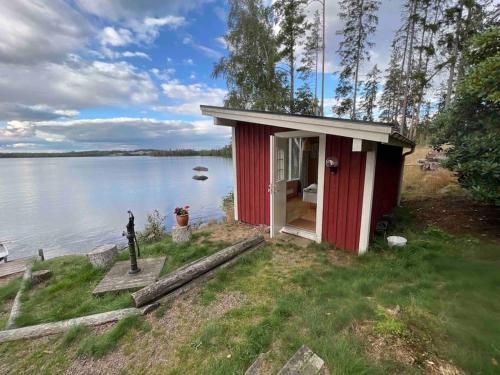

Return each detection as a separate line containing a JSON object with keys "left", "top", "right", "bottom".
{"left": 352, "top": 321, "right": 463, "bottom": 375}
{"left": 65, "top": 290, "right": 246, "bottom": 375}
{"left": 198, "top": 222, "right": 271, "bottom": 244}
{"left": 405, "top": 197, "right": 500, "bottom": 241}
{"left": 0, "top": 273, "right": 22, "bottom": 287}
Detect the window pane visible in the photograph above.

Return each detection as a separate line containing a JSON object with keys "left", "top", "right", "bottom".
{"left": 290, "top": 138, "right": 300, "bottom": 180}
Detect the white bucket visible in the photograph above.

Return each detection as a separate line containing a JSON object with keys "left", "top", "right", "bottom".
{"left": 387, "top": 236, "right": 407, "bottom": 248}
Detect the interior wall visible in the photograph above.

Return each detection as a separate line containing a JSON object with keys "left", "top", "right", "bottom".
{"left": 322, "top": 135, "right": 366, "bottom": 252}
{"left": 370, "top": 144, "right": 404, "bottom": 235}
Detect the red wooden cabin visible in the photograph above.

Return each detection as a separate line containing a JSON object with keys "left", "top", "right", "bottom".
{"left": 201, "top": 106, "right": 414, "bottom": 254}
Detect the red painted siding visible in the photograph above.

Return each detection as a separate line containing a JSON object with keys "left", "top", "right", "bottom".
{"left": 322, "top": 135, "right": 366, "bottom": 253}
{"left": 235, "top": 122, "right": 285, "bottom": 225}
{"left": 370, "top": 144, "right": 403, "bottom": 234}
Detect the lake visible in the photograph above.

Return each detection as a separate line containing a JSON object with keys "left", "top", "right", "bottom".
{"left": 0, "top": 156, "right": 234, "bottom": 260}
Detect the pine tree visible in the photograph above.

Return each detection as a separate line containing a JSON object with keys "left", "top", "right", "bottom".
{"left": 274, "top": 0, "right": 310, "bottom": 113}
{"left": 212, "top": 0, "right": 288, "bottom": 111}
{"left": 360, "top": 64, "right": 380, "bottom": 121}
{"left": 335, "top": 0, "right": 381, "bottom": 119}
{"left": 379, "top": 36, "right": 404, "bottom": 123}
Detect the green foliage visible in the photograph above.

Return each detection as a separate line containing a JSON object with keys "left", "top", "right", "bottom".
{"left": 212, "top": 0, "right": 288, "bottom": 111}
{"left": 373, "top": 307, "right": 407, "bottom": 336}
{"left": 78, "top": 316, "right": 149, "bottom": 358}
{"left": 61, "top": 324, "right": 90, "bottom": 347}
{"left": 431, "top": 27, "right": 500, "bottom": 204}
{"left": 136, "top": 209, "right": 167, "bottom": 243}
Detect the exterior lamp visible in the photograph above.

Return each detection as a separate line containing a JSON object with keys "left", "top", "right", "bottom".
{"left": 325, "top": 157, "right": 339, "bottom": 175}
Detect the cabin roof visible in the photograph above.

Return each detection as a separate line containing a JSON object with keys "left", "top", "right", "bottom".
{"left": 200, "top": 105, "right": 415, "bottom": 148}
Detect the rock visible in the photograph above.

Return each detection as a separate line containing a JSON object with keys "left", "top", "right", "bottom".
{"left": 192, "top": 175, "right": 208, "bottom": 180}
{"left": 87, "top": 244, "right": 118, "bottom": 268}
{"left": 172, "top": 225, "right": 193, "bottom": 243}
{"left": 31, "top": 270, "right": 52, "bottom": 285}
{"left": 193, "top": 166, "right": 208, "bottom": 171}
{"left": 277, "top": 345, "right": 327, "bottom": 375}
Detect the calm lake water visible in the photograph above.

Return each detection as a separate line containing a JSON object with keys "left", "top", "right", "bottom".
{"left": 0, "top": 156, "right": 233, "bottom": 260}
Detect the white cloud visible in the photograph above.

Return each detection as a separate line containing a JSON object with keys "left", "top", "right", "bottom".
{"left": 99, "top": 26, "right": 133, "bottom": 46}
{"left": 0, "top": 117, "right": 230, "bottom": 151}
{"left": 182, "top": 35, "right": 222, "bottom": 59}
{"left": 215, "top": 36, "right": 227, "bottom": 49}
{"left": 0, "top": 0, "right": 92, "bottom": 65}
{"left": 183, "top": 58, "right": 195, "bottom": 65}
{"left": 0, "top": 60, "right": 159, "bottom": 113}
{"left": 157, "top": 80, "right": 226, "bottom": 115}
{"left": 122, "top": 51, "right": 151, "bottom": 59}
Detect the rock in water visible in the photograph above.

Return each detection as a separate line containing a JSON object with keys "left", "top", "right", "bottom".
{"left": 193, "top": 166, "right": 208, "bottom": 171}
{"left": 193, "top": 175, "right": 208, "bottom": 181}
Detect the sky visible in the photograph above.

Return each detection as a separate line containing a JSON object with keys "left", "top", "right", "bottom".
{"left": 0, "top": 0, "right": 406, "bottom": 152}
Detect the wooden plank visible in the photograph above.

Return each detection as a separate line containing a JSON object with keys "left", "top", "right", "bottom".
{"left": 0, "top": 258, "right": 29, "bottom": 279}
{"left": 277, "top": 345, "right": 325, "bottom": 375}
{"left": 0, "top": 308, "right": 141, "bottom": 343}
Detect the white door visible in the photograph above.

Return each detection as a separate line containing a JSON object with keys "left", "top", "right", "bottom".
{"left": 270, "top": 135, "right": 288, "bottom": 237}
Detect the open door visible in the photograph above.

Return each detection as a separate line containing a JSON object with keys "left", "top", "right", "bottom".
{"left": 270, "top": 135, "right": 288, "bottom": 237}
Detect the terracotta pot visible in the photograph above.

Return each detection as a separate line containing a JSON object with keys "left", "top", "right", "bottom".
{"left": 176, "top": 214, "right": 189, "bottom": 227}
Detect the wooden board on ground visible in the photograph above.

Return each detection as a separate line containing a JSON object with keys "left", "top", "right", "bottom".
{"left": 0, "top": 258, "right": 29, "bottom": 279}
{"left": 93, "top": 257, "right": 166, "bottom": 296}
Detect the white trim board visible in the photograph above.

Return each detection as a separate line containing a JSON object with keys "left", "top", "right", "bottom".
{"left": 231, "top": 127, "right": 238, "bottom": 221}
{"left": 201, "top": 106, "right": 392, "bottom": 143}
{"left": 315, "top": 134, "right": 326, "bottom": 243}
{"left": 358, "top": 143, "right": 378, "bottom": 254}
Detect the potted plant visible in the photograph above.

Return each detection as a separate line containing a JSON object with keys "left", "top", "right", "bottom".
{"left": 174, "top": 205, "right": 190, "bottom": 227}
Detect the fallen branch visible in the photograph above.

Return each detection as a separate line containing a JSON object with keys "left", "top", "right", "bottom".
{"left": 132, "top": 236, "right": 265, "bottom": 307}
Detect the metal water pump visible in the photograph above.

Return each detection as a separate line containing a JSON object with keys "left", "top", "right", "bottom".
{"left": 123, "top": 210, "right": 141, "bottom": 274}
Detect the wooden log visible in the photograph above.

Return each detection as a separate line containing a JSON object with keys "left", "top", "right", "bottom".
{"left": 6, "top": 264, "right": 32, "bottom": 329}
{"left": 132, "top": 236, "right": 265, "bottom": 307}
{"left": 0, "top": 308, "right": 141, "bottom": 343}
{"left": 277, "top": 345, "right": 326, "bottom": 375}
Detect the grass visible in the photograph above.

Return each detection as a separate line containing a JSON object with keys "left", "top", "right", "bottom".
{"left": 14, "top": 232, "right": 228, "bottom": 327}
{"left": 0, "top": 199, "right": 498, "bottom": 373}
{"left": 0, "top": 277, "right": 21, "bottom": 328}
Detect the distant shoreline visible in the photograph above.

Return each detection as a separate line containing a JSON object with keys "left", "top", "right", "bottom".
{"left": 0, "top": 145, "right": 231, "bottom": 159}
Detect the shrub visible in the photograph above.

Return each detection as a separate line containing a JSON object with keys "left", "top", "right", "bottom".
{"left": 136, "top": 210, "right": 166, "bottom": 243}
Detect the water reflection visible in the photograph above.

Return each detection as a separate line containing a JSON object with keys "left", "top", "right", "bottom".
{"left": 0, "top": 156, "right": 233, "bottom": 259}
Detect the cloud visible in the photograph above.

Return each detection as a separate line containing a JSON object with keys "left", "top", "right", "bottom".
{"left": 0, "top": 117, "right": 230, "bottom": 151}
{"left": 99, "top": 26, "right": 133, "bottom": 46}
{"left": 0, "top": 0, "right": 93, "bottom": 65}
{"left": 158, "top": 80, "right": 226, "bottom": 115}
{"left": 75, "top": 0, "right": 212, "bottom": 21}
{"left": 0, "top": 59, "right": 159, "bottom": 113}
{"left": 0, "top": 104, "right": 79, "bottom": 122}
{"left": 182, "top": 35, "right": 222, "bottom": 59}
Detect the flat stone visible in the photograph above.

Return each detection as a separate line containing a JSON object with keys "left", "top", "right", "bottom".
{"left": 93, "top": 257, "right": 166, "bottom": 296}
{"left": 31, "top": 270, "right": 52, "bottom": 285}
{"left": 278, "top": 345, "right": 326, "bottom": 375}
{"left": 193, "top": 166, "right": 208, "bottom": 171}
{"left": 87, "top": 244, "right": 118, "bottom": 269}
{"left": 192, "top": 175, "right": 208, "bottom": 180}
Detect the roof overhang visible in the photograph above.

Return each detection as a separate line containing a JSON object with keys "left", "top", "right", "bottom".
{"left": 200, "top": 105, "right": 414, "bottom": 148}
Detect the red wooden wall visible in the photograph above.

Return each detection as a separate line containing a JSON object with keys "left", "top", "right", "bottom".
{"left": 370, "top": 144, "right": 403, "bottom": 234}
{"left": 321, "top": 135, "right": 366, "bottom": 252}
{"left": 234, "top": 122, "right": 285, "bottom": 225}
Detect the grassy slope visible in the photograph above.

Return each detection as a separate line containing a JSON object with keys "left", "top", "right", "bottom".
{"left": 0, "top": 278, "right": 21, "bottom": 328}
{"left": 14, "top": 232, "right": 227, "bottom": 327}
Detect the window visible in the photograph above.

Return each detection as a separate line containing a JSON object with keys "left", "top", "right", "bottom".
{"left": 277, "top": 148, "right": 286, "bottom": 181}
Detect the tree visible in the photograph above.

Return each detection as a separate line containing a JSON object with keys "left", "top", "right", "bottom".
{"left": 360, "top": 64, "right": 380, "bottom": 121}
{"left": 379, "top": 37, "right": 404, "bottom": 123}
{"left": 299, "top": 9, "right": 322, "bottom": 113}
{"left": 334, "top": 0, "right": 381, "bottom": 119}
{"left": 212, "top": 0, "right": 288, "bottom": 111}
{"left": 430, "top": 27, "right": 500, "bottom": 204}
{"left": 274, "top": 0, "right": 310, "bottom": 113}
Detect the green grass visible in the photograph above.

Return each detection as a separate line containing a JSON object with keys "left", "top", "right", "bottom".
{"left": 0, "top": 277, "right": 21, "bottom": 328}
{"left": 78, "top": 315, "right": 149, "bottom": 358}
{"left": 12, "top": 233, "right": 228, "bottom": 327}
{"left": 1, "top": 206, "right": 499, "bottom": 374}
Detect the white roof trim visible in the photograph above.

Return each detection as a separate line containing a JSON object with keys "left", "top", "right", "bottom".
{"left": 201, "top": 106, "right": 392, "bottom": 143}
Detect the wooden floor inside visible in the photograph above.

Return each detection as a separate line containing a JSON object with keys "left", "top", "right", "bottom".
{"left": 286, "top": 196, "right": 316, "bottom": 232}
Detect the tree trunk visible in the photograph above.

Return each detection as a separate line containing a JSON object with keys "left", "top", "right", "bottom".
{"left": 321, "top": 0, "right": 325, "bottom": 116}
{"left": 445, "top": 5, "right": 463, "bottom": 109}
{"left": 352, "top": 0, "right": 364, "bottom": 120}
{"left": 131, "top": 236, "right": 265, "bottom": 307}
{"left": 401, "top": 0, "right": 418, "bottom": 135}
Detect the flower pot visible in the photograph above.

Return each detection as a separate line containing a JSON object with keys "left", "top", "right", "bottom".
{"left": 176, "top": 214, "right": 189, "bottom": 227}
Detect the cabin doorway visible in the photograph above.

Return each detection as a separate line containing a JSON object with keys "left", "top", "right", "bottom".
{"left": 270, "top": 132, "right": 325, "bottom": 242}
